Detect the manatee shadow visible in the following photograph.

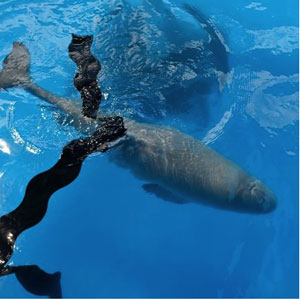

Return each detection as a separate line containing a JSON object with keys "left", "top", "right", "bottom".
{"left": 94, "top": 1, "right": 230, "bottom": 125}
{"left": 182, "top": 4, "right": 229, "bottom": 75}
{"left": 1, "top": 265, "right": 62, "bottom": 298}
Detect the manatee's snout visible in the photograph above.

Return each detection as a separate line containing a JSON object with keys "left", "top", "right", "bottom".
{"left": 250, "top": 180, "right": 276, "bottom": 212}
{"left": 236, "top": 179, "right": 277, "bottom": 213}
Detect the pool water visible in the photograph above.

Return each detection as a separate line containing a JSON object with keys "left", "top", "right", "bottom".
{"left": 0, "top": 0, "right": 298, "bottom": 297}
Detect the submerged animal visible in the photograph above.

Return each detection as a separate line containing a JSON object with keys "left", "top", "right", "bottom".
{"left": 95, "top": 2, "right": 230, "bottom": 122}
{"left": 0, "top": 42, "right": 276, "bottom": 213}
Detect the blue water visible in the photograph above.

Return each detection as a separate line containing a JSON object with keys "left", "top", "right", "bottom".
{"left": 0, "top": 0, "right": 298, "bottom": 297}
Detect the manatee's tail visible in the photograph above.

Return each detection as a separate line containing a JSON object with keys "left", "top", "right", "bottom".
{"left": 0, "top": 42, "right": 31, "bottom": 89}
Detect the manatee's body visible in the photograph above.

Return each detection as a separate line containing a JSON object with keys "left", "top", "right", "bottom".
{"left": 113, "top": 120, "right": 276, "bottom": 212}
{"left": 0, "top": 42, "right": 276, "bottom": 213}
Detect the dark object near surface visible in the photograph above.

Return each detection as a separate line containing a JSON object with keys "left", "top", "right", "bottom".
{"left": 183, "top": 4, "right": 229, "bottom": 75}
{"left": 68, "top": 34, "right": 102, "bottom": 119}
{"left": 1, "top": 265, "right": 62, "bottom": 298}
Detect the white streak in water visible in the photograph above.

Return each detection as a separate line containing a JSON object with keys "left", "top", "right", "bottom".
{"left": 247, "top": 26, "right": 299, "bottom": 55}
{"left": 0, "top": 139, "right": 10, "bottom": 154}
{"left": 202, "top": 105, "right": 234, "bottom": 145}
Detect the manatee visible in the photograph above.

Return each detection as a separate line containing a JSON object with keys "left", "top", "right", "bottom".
{"left": 0, "top": 42, "right": 276, "bottom": 213}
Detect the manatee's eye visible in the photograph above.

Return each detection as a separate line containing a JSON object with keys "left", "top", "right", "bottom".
{"left": 249, "top": 182, "right": 255, "bottom": 193}
{"left": 239, "top": 179, "right": 276, "bottom": 213}
{"left": 249, "top": 181, "right": 265, "bottom": 203}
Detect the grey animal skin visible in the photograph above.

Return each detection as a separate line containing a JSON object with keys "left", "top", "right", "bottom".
{"left": 0, "top": 42, "right": 276, "bottom": 214}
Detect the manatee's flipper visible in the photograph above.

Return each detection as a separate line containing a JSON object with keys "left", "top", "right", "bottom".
{"left": 0, "top": 42, "right": 31, "bottom": 88}
{"left": 142, "top": 183, "right": 187, "bottom": 204}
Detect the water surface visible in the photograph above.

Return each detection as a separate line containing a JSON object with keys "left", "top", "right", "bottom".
{"left": 0, "top": 0, "right": 298, "bottom": 297}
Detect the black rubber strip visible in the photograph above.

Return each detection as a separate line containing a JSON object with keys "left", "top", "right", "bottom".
{"left": 0, "top": 265, "right": 62, "bottom": 298}
{"left": 68, "top": 34, "right": 102, "bottom": 119}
